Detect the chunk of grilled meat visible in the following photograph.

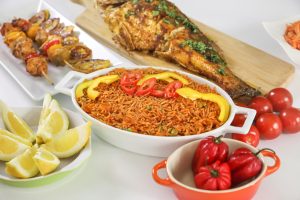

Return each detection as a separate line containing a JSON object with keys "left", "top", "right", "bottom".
{"left": 97, "top": 0, "right": 261, "bottom": 99}
{"left": 10, "top": 36, "right": 36, "bottom": 59}
{"left": 1, "top": 23, "right": 48, "bottom": 77}
{"left": 1, "top": 23, "right": 19, "bottom": 36}
{"left": 26, "top": 56, "right": 48, "bottom": 76}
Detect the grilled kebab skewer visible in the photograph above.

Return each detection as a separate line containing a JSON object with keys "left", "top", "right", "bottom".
{"left": 16, "top": 10, "right": 111, "bottom": 73}
{"left": 1, "top": 22, "right": 53, "bottom": 84}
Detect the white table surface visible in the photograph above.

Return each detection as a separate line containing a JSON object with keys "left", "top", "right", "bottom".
{"left": 1, "top": 0, "right": 300, "bottom": 199}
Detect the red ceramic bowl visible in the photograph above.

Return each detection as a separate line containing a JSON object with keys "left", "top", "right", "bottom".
{"left": 152, "top": 138, "right": 280, "bottom": 200}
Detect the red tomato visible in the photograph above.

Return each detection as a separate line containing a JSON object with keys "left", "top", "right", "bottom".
{"left": 231, "top": 102, "right": 247, "bottom": 127}
{"left": 164, "top": 81, "right": 183, "bottom": 99}
{"left": 255, "top": 113, "right": 282, "bottom": 140}
{"left": 231, "top": 114, "right": 246, "bottom": 127}
{"left": 120, "top": 72, "right": 142, "bottom": 86}
{"left": 231, "top": 102, "right": 248, "bottom": 127}
{"left": 266, "top": 88, "right": 293, "bottom": 112}
{"left": 234, "top": 102, "right": 247, "bottom": 107}
{"left": 231, "top": 125, "right": 260, "bottom": 147}
{"left": 248, "top": 96, "right": 273, "bottom": 119}
{"left": 135, "top": 78, "right": 156, "bottom": 96}
{"left": 279, "top": 107, "right": 300, "bottom": 133}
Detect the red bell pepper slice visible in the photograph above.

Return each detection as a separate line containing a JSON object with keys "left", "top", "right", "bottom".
{"left": 120, "top": 72, "right": 142, "bottom": 86}
{"left": 12, "top": 18, "right": 31, "bottom": 32}
{"left": 192, "top": 136, "right": 229, "bottom": 174}
{"left": 42, "top": 39, "right": 60, "bottom": 55}
{"left": 120, "top": 72, "right": 142, "bottom": 96}
{"left": 121, "top": 85, "right": 137, "bottom": 96}
{"left": 24, "top": 53, "right": 40, "bottom": 64}
{"left": 135, "top": 77, "right": 157, "bottom": 96}
{"left": 151, "top": 88, "right": 165, "bottom": 98}
{"left": 164, "top": 80, "right": 183, "bottom": 98}
{"left": 194, "top": 160, "right": 231, "bottom": 190}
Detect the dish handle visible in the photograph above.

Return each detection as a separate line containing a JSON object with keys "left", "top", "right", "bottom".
{"left": 152, "top": 160, "right": 173, "bottom": 187}
{"left": 224, "top": 105, "right": 256, "bottom": 134}
{"left": 55, "top": 71, "right": 86, "bottom": 96}
{"left": 261, "top": 150, "right": 280, "bottom": 177}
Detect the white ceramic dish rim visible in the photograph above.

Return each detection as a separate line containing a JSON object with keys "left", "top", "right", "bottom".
{"left": 166, "top": 138, "right": 267, "bottom": 193}
{"left": 55, "top": 65, "right": 256, "bottom": 140}
{"left": 0, "top": 106, "right": 92, "bottom": 183}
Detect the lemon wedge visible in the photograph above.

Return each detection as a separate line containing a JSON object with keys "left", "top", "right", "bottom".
{"left": 0, "top": 129, "right": 32, "bottom": 147}
{"left": 0, "top": 134, "right": 30, "bottom": 161}
{"left": 33, "top": 147, "right": 60, "bottom": 175}
{"left": 5, "top": 148, "right": 39, "bottom": 178}
{"left": 0, "top": 101, "right": 35, "bottom": 143}
{"left": 38, "top": 94, "right": 52, "bottom": 125}
{"left": 36, "top": 95, "right": 69, "bottom": 144}
{"left": 36, "top": 94, "right": 53, "bottom": 144}
{"left": 42, "top": 122, "right": 91, "bottom": 158}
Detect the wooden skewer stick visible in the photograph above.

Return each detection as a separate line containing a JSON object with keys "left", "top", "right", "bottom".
{"left": 64, "top": 60, "right": 74, "bottom": 69}
{"left": 42, "top": 71, "right": 54, "bottom": 85}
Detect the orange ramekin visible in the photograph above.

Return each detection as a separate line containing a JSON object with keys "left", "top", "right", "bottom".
{"left": 152, "top": 138, "right": 280, "bottom": 200}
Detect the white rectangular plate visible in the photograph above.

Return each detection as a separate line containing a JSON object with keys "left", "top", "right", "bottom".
{"left": 0, "top": 0, "right": 122, "bottom": 101}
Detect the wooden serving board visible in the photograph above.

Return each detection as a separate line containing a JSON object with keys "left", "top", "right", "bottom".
{"left": 74, "top": 1, "right": 295, "bottom": 94}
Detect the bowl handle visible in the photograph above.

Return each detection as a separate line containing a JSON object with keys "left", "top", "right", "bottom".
{"left": 224, "top": 105, "right": 256, "bottom": 134}
{"left": 55, "top": 71, "right": 86, "bottom": 96}
{"left": 152, "top": 160, "right": 173, "bottom": 187}
{"left": 261, "top": 150, "right": 281, "bottom": 176}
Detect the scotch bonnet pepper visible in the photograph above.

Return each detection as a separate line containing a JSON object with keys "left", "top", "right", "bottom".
{"left": 228, "top": 147, "right": 274, "bottom": 185}
{"left": 194, "top": 160, "right": 231, "bottom": 190}
{"left": 192, "top": 136, "right": 229, "bottom": 174}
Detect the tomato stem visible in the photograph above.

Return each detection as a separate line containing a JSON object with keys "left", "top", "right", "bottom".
{"left": 254, "top": 148, "right": 276, "bottom": 156}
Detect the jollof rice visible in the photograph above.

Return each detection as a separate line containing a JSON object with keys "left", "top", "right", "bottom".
{"left": 77, "top": 68, "right": 223, "bottom": 136}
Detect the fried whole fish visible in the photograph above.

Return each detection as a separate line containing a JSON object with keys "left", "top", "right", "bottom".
{"left": 96, "top": 0, "right": 261, "bottom": 99}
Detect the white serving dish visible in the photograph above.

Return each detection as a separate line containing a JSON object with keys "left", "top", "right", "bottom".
{"left": 0, "top": 106, "right": 91, "bottom": 187}
{"left": 263, "top": 15, "right": 300, "bottom": 67}
{"left": 0, "top": 0, "right": 122, "bottom": 101}
{"left": 55, "top": 65, "right": 256, "bottom": 157}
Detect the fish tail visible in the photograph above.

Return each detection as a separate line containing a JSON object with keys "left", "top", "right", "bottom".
{"left": 226, "top": 79, "right": 261, "bottom": 100}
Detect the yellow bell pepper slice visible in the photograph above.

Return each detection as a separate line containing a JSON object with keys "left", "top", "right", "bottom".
{"left": 4, "top": 31, "right": 25, "bottom": 45}
{"left": 164, "top": 77, "right": 175, "bottom": 83}
{"left": 75, "top": 79, "right": 93, "bottom": 98}
{"left": 47, "top": 44, "right": 63, "bottom": 53}
{"left": 137, "top": 72, "right": 189, "bottom": 85}
{"left": 87, "top": 75, "right": 120, "bottom": 100}
{"left": 176, "top": 87, "right": 230, "bottom": 122}
{"left": 26, "top": 23, "right": 39, "bottom": 39}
